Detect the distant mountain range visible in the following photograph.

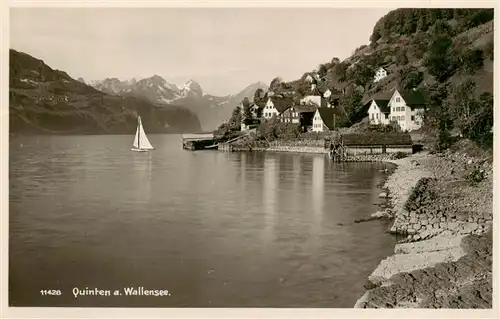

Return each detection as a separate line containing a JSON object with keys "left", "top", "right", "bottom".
{"left": 9, "top": 49, "right": 203, "bottom": 134}
{"left": 89, "top": 76, "right": 268, "bottom": 130}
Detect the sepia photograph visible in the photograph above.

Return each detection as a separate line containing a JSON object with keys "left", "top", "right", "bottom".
{"left": 2, "top": 1, "right": 498, "bottom": 317}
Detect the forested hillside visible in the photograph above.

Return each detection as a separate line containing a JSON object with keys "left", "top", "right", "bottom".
{"left": 274, "top": 9, "right": 494, "bottom": 148}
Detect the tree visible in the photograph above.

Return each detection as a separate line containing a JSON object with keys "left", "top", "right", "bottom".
{"left": 228, "top": 106, "right": 242, "bottom": 131}
{"left": 484, "top": 39, "right": 494, "bottom": 60}
{"left": 253, "top": 88, "right": 264, "bottom": 103}
{"left": 346, "top": 64, "right": 375, "bottom": 87}
{"left": 334, "top": 62, "right": 350, "bottom": 81}
{"left": 402, "top": 71, "right": 424, "bottom": 90}
{"left": 395, "top": 50, "right": 409, "bottom": 65}
{"left": 431, "top": 19, "right": 453, "bottom": 37}
{"left": 337, "top": 89, "right": 363, "bottom": 127}
{"left": 424, "top": 83, "right": 450, "bottom": 129}
{"left": 269, "top": 77, "right": 282, "bottom": 91}
{"left": 242, "top": 97, "right": 253, "bottom": 125}
{"left": 425, "top": 35, "right": 456, "bottom": 81}
{"left": 296, "top": 85, "right": 307, "bottom": 97}
{"left": 468, "top": 9, "right": 494, "bottom": 28}
{"left": 318, "top": 64, "right": 328, "bottom": 77}
{"left": 255, "top": 107, "right": 263, "bottom": 119}
{"left": 461, "top": 49, "right": 484, "bottom": 75}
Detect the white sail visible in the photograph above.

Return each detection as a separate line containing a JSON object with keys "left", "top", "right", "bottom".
{"left": 138, "top": 119, "right": 154, "bottom": 149}
{"left": 132, "top": 116, "right": 154, "bottom": 150}
{"left": 132, "top": 126, "right": 140, "bottom": 148}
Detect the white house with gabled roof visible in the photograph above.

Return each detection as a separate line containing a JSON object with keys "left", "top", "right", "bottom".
{"left": 367, "top": 100, "right": 391, "bottom": 125}
{"left": 373, "top": 67, "right": 388, "bottom": 83}
{"left": 387, "top": 89, "right": 426, "bottom": 131}
{"left": 263, "top": 97, "right": 279, "bottom": 119}
{"left": 323, "top": 89, "right": 332, "bottom": 98}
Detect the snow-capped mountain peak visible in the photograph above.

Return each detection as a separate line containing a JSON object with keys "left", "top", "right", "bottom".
{"left": 180, "top": 79, "right": 203, "bottom": 96}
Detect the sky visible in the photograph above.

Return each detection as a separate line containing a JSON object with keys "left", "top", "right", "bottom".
{"left": 10, "top": 7, "right": 392, "bottom": 96}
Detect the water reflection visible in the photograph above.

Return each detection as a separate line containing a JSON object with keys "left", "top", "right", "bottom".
{"left": 292, "top": 155, "right": 301, "bottom": 209}
{"left": 311, "top": 156, "right": 325, "bottom": 250}
{"left": 262, "top": 156, "right": 278, "bottom": 244}
{"left": 9, "top": 135, "right": 398, "bottom": 308}
{"left": 240, "top": 152, "right": 247, "bottom": 185}
{"left": 131, "top": 152, "right": 153, "bottom": 204}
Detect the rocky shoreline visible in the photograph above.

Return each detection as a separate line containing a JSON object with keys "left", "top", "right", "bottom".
{"left": 354, "top": 150, "right": 493, "bottom": 308}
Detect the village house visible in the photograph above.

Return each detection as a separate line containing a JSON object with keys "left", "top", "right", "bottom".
{"left": 263, "top": 96, "right": 294, "bottom": 120}
{"left": 240, "top": 102, "right": 263, "bottom": 131}
{"left": 239, "top": 101, "right": 260, "bottom": 117}
{"left": 300, "top": 95, "right": 322, "bottom": 107}
{"left": 312, "top": 107, "right": 343, "bottom": 132}
{"left": 281, "top": 106, "right": 300, "bottom": 124}
{"left": 388, "top": 89, "right": 426, "bottom": 131}
{"left": 323, "top": 88, "right": 332, "bottom": 98}
{"left": 295, "top": 105, "right": 317, "bottom": 131}
{"left": 373, "top": 67, "right": 388, "bottom": 83}
{"left": 364, "top": 88, "right": 426, "bottom": 131}
{"left": 301, "top": 81, "right": 333, "bottom": 108}
{"left": 367, "top": 99, "right": 391, "bottom": 125}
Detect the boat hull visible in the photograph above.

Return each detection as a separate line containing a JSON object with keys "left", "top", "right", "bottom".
{"left": 131, "top": 148, "right": 152, "bottom": 152}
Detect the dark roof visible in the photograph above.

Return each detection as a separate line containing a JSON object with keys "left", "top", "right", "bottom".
{"left": 364, "top": 99, "right": 391, "bottom": 113}
{"left": 317, "top": 107, "right": 343, "bottom": 130}
{"left": 270, "top": 96, "right": 294, "bottom": 113}
{"left": 294, "top": 104, "right": 317, "bottom": 113}
{"left": 399, "top": 89, "right": 427, "bottom": 108}
{"left": 362, "top": 90, "right": 393, "bottom": 105}
{"left": 341, "top": 132, "right": 413, "bottom": 146}
{"left": 374, "top": 100, "right": 390, "bottom": 113}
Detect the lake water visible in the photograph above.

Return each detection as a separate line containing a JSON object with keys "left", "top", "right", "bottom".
{"left": 9, "top": 134, "right": 397, "bottom": 308}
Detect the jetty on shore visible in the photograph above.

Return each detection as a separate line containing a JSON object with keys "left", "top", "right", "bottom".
{"left": 181, "top": 132, "right": 217, "bottom": 150}
{"left": 181, "top": 131, "right": 251, "bottom": 151}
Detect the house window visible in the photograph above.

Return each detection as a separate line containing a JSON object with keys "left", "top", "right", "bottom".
{"left": 396, "top": 97, "right": 400, "bottom": 102}
{"left": 376, "top": 113, "right": 379, "bottom": 119}
{"left": 411, "top": 115, "right": 415, "bottom": 121}
{"left": 392, "top": 107, "right": 395, "bottom": 112}
{"left": 385, "top": 114, "right": 389, "bottom": 119}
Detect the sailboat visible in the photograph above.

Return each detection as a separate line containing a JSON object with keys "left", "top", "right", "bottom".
{"left": 131, "top": 116, "right": 155, "bottom": 152}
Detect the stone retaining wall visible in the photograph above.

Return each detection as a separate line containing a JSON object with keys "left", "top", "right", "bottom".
{"left": 389, "top": 175, "right": 492, "bottom": 242}
{"left": 231, "top": 146, "right": 405, "bottom": 162}
{"left": 355, "top": 151, "right": 493, "bottom": 308}
{"left": 251, "top": 146, "right": 327, "bottom": 154}
{"left": 268, "top": 140, "right": 325, "bottom": 147}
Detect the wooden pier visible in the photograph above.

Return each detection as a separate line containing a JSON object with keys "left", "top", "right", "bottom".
{"left": 181, "top": 132, "right": 217, "bottom": 150}
{"left": 181, "top": 131, "right": 251, "bottom": 151}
